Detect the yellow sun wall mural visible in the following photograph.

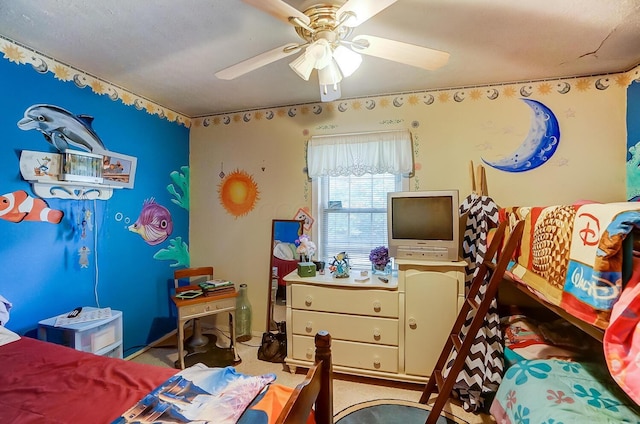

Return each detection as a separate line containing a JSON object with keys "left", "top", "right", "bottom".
{"left": 218, "top": 169, "right": 260, "bottom": 218}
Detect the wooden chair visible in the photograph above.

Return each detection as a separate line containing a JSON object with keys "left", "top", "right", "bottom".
{"left": 174, "top": 266, "right": 214, "bottom": 349}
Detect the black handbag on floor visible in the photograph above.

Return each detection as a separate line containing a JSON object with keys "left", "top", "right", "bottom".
{"left": 258, "top": 322, "right": 287, "bottom": 363}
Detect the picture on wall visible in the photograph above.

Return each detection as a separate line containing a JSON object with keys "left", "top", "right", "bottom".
{"left": 102, "top": 151, "right": 137, "bottom": 188}
{"left": 294, "top": 208, "right": 314, "bottom": 231}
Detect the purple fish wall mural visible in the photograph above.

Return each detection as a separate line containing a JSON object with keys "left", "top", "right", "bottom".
{"left": 128, "top": 198, "right": 173, "bottom": 245}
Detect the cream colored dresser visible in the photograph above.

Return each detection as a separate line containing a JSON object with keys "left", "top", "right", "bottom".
{"left": 284, "top": 259, "right": 466, "bottom": 383}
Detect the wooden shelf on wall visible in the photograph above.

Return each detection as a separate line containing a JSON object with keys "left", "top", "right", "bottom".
{"left": 28, "top": 180, "right": 121, "bottom": 200}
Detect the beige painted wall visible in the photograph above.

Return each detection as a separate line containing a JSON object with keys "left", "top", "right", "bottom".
{"left": 189, "top": 72, "right": 631, "bottom": 335}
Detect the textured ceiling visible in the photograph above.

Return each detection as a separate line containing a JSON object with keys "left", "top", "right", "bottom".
{"left": 1, "top": 0, "right": 639, "bottom": 117}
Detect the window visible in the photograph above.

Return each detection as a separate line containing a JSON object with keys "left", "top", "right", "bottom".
{"left": 307, "top": 129, "right": 413, "bottom": 269}
{"left": 313, "top": 173, "right": 406, "bottom": 268}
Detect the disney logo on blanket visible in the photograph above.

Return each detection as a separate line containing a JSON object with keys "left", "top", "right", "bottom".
{"left": 576, "top": 212, "right": 601, "bottom": 246}
{"left": 564, "top": 207, "right": 640, "bottom": 316}
{"left": 566, "top": 264, "right": 620, "bottom": 307}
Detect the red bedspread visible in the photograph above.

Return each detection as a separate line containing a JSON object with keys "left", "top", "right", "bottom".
{"left": 0, "top": 336, "right": 176, "bottom": 424}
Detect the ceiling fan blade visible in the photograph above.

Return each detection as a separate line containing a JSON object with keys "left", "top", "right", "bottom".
{"left": 215, "top": 44, "right": 301, "bottom": 80}
{"left": 352, "top": 35, "right": 450, "bottom": 71}
{"left": 242, "top": 0, "right": 310, "bottom": 26}
{"left": 337, "top": 0, "right": 398, "bottom": 27}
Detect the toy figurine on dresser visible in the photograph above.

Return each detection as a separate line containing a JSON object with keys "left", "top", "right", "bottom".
{"left": 330, "top": 252, "right": 350, "bottom": 278}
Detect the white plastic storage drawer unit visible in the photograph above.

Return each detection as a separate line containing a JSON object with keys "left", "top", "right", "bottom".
{"left": 37, "top": 308, "right": 123, "bottom": 358}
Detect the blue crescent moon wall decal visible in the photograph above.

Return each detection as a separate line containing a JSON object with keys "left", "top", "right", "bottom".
{"left": 482, "top": 98, "right": 560, "bottom": 172}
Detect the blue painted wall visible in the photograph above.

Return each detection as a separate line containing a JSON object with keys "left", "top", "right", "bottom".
{"left": 0, "top": 58, "right": 189, "bottom": 355}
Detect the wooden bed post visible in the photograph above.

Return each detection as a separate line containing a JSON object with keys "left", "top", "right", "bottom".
{"left": 315, "top": 330, "right": 333, "bottom": 424}
{"left": 277, "top": 330, "right": 333, "bottom": 424}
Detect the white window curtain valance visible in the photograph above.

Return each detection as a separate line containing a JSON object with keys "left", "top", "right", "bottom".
{"left": 307, "top": 129, "right": 414, "bottom": 178}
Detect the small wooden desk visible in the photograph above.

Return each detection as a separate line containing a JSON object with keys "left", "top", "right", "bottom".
{"left": 171, "top": 287, "right": 240, "bottom": 369}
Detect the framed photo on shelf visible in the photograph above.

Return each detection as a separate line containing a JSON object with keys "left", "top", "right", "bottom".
{"left": 102, "top": 151, "right": 137, "bottom": 189}
{"left": 62, "top": 149, "right": 104, "bottom": 184}
{"left": 19, "top": 150, "right": 62, "bottom": 181}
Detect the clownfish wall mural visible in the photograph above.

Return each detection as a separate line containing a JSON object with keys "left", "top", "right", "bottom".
{"left": 0, "top": 190, "right": 64, "bottom": 224}
{"left": 128, "top": 198, "right": 173, "bottom": 246}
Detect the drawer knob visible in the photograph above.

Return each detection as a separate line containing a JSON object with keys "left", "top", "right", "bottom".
{"left": 372, "top": 301, "right": 381, "bottom": 312}
{"left": 373, "top": 328, "right": 381, "bottom": 340}
{"left": 305, "top": 295, "right": 313, "bottom": 306}
{"left": 305, "top": 321, "right": 313, "bottom": 333}
{"left": 373, "top": 357, "right": 381, "bottom": 369}
{"left": 306, "top": 348, "right": 313, "bottom": 359}
{"left": 408, "top": 317, "right": 417, "bottom": 329}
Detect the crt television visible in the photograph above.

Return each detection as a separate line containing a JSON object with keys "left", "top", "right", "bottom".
{"left": 387, "top": 190, "right": 460, "bottom": 262}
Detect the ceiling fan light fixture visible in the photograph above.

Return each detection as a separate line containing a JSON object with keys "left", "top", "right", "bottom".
{"left": 318, "top": 60, "right": 342, "bottom": 86}
{"left": 289, "top": 52, "right": 315, "bottom": 80}
{"left": 332, "top": 45, "right": 362, "bottom": 78}
{"left": 307, "top": 39, "right": 333, "bottom": 69}
{"left": 320, "top": 81, "right": 341, "bottom": 102}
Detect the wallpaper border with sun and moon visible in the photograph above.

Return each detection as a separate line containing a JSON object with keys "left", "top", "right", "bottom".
{"left": 2, "top": 34, "right": 639, "bottom": 129}
{"left": 3, "top": 34, "right": 640, "bottom": 198}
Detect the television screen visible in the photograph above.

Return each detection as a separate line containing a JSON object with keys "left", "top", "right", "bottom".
{"left": 387, "top": 189, "right": 459, "bottom": 262}
{"left": 391, "top": 196, "right": 454, "bottom": 240}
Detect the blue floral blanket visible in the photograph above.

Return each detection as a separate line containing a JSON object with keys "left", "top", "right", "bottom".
{"left": 490, "top": 359, "right": 640, "bottom": 423}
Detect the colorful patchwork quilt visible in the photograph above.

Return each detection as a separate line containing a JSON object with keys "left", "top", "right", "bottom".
{"left": 500, "top": 202, "right": 640, "bottom": 328}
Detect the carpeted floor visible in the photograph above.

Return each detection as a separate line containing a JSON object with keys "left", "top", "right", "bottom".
{"left": 129, "top": 327, "right": 495, "bottom": 423}
{"left": 335, "top": 399, "right": 468, "bottom": 424}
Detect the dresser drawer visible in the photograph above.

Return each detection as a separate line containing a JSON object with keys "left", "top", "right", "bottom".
{"left": 291, "top": 310, "right": 398, "bottom": 346}
{"left": 290, "top": 285, "right": 399, "bottom": 318}
{"left": 292, "top": 335, "right": 398, "bottom": 373}
{"left": 178, "top": 298, "right": 236, "bottom": 319}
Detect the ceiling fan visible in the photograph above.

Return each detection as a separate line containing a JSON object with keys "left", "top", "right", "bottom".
{"left": 215, "top": 0, "right": 450, "bottom": 101}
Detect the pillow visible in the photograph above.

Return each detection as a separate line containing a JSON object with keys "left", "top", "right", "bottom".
{"left": 501, "top": 315, "right": 544, "bottom": 346}
{"left": 0, "top": 326, "right": 20, "bottom": 346}
{"left": 0, "top": 295, "right": 12, "bottom": 326}
{"left": 273, "top": 242, "right": 296, "bottom": 261}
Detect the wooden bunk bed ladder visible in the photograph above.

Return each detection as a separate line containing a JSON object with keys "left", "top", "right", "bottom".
{"left": 419, "top": 219, "right": 524, "bottom": 424}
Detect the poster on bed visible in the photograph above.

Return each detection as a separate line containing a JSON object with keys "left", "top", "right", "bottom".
{"left": 113, "top": 365, "right": 275, "bottom": 424}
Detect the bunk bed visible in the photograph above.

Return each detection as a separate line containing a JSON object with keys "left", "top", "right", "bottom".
{"left": 490, "top": 202, "right": 640, "bottom": 422}
{"left": 0, "top": 327, "right": 333, "bottom": 424}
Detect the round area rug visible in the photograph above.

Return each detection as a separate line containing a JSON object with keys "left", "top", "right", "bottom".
{"left": 334, "top": 399, "right": 468, "bottom": 424}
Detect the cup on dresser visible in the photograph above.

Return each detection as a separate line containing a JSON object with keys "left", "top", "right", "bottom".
{"left": 313, "top": 261, "right": 325, "bottom": 274}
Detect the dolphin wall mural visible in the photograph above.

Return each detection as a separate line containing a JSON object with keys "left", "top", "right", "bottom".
{"left": 17, "top": 104, "right": 108, "bottom": 154}
{"left": 482, "top": 98, "right": 560, "bottom": 172}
